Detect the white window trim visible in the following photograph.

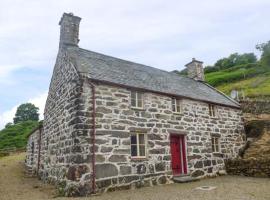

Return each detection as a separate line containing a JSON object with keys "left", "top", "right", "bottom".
{"left": 212, "top": 137, "right": 220, "bottom": 153}
{"left": 131, "top": 91, "right": 144, "bottom": 109}
{"left": 172, "top": 98, "right": 183, "bottom": 114}
{"left": 130, "top": 132, "right": 147, "bottom": 159}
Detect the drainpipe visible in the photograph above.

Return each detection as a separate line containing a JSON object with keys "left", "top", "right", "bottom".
{"left": 37, "top": 125, "right": 42, "bottom": 175}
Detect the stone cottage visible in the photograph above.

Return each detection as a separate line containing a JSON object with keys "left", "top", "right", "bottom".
{"left": 26, "top": 13, "right": 245, "bottom": 196}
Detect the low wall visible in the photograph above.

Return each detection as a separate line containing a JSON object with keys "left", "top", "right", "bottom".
{"left": 225, "top": 158, "right": 270, "bottom": 177}
{"left": 240, "top": 100, "right": 270, "bottom": 115}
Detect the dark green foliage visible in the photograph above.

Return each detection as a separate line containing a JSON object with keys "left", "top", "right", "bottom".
{"left": 5, "top": 123, "right": 13, "bottom": 128}
{"left": 13, "top": 103, "right": 39, "bottom": 124}
{"left": 171, "top": 69, "right": 187, "bottom": 76}
{"left": 178, "top": 68, "right": 188, "bottom": 75}
{"left": 214, "top": 53, "right": 257, "bottom": 69}
{"left": 256, "top": 41, "right": 270, "bottom": 67}
{"left": 205, "top": 53, "right": 257, "bottom": 74}
{"left": 204, "top": 65, "right": 221, "bottom": 73}
{"left": 0, "top": 121, "right": 39, "bottom": 149}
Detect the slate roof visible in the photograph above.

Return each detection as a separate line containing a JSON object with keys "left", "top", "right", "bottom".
{"left": 67, "top": 47, "right": 239, "bottom": 108}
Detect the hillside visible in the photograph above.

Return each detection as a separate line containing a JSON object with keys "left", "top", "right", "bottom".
{"left": 0, "top": 121, "right": 39, "bottom": 150}
{"left": 205, "top": 63, "right": 270, "bottom": 99}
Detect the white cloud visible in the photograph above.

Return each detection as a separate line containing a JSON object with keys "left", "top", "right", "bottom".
{"left": 0, "top": 0, "right": 270, "bottom": 129}
{"left": 0, "top": 91, "right": 48, "bottom": 129}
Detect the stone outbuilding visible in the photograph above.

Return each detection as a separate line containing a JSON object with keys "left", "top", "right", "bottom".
{"left": 25, "top": 123, "right": 43, "bottom": 176}
{"left": 26, "top": 13, "right": 245, "bottom": 196}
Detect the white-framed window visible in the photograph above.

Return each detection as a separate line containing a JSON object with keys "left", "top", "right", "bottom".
{"left": 172, "top": 98, "right": 182, "bottom": 113}
{"left": 131, "top": 91, "right": 143, "bottom": 108}
{"left": 209, "top": 104, "right": 216, "bottom": 117}
{"left": 211, "top": 137, "right": 220, "bottom": 153}
{"left": 130, "top": 132, "right": 146, "bottom": 158}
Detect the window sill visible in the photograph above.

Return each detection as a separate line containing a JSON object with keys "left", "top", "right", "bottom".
{"left": 130, "top": 157, "right": 147, "bottom": 162}
{"left": 209, "top": 116, "right": 219, "bottom": 120}
{"left": 131, "top": 107, "right": 145, "bottom": 111}
{"left": 172, "top": 112, "right": 183, "bottom": 115}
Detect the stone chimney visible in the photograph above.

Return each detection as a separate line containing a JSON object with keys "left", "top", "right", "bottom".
{"left": 185, "top": 58, "right": 205, "bottom": 81}
{"left": 59, "top": 13, "right": 81, "bottom": 47}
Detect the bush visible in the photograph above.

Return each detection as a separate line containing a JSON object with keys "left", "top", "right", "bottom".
{"left": 0, "top": 121, "right": 39, "bottom": 150}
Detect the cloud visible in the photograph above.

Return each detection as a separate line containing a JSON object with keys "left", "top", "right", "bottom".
{"left": 0, "top": 0, "right": 270, "bottom": 128}
{"left": 0, "top": 91, "right": 48, "bottom": 129}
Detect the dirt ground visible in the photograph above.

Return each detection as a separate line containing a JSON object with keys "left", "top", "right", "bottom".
{"left": 1, "top": 153, "right": 270, "bottom": 200}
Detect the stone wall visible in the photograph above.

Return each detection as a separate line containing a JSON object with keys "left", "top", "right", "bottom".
{"left": 25, "top": 127, "right": 42, "bottom": 175}
{"left": 240, "top": 100, "right": 270, "bottom": 115}
{"left": 41, "top": 47, "right": 95, "bottom": 196}
{"left": 226, "top": 158, "right": 270, "bottom": 177}
{"left": 92, "top": 83, "right": 245, "bottom": 192}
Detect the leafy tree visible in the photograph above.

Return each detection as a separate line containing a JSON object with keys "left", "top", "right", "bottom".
{"left": 214, "top": 53, "right": 257, "bottom": 70}
{"left": 13, "top": 103, "right": 39, "bottom": 124}
{"left": 256, "top": 41, "right": 270, "bottom": 67}
{"left": 237, "top": 53, "right": 257, "bottom": 65}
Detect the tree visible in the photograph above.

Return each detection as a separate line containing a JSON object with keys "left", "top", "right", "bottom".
{"left": 13, "top": 103, "right": 39, "bottom": 124}
{"left": 214, "top": 53, "right": 257, "bottom": 69}
{"left": 256, "top": 41, "right": 270, "bottom": 67}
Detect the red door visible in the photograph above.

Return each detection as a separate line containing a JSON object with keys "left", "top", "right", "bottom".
{"left": 170, "top": 135, "right": 187, "bottom": 175}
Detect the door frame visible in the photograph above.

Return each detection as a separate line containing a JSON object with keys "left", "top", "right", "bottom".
{"left": 170, "top": 133, "right": 188, "bottom": 175}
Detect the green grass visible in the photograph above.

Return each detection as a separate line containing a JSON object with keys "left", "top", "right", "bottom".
{"left": 205, "top": 63, "right": 270, "bottom": 99}
{"left": 0, "top": 121, "right": 39, "bottom": 150}
{"left": 205, "top": 63, "right": 267, "bottom": 86}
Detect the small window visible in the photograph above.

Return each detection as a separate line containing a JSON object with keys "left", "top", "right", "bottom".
{"left": 209, "top": 104, "right": 216, "bottom": 117}
{"left": 211, "top": 137, "right": 220, "bottom": 153}
{"left": 172, "top": 98, "right": 182, "bottom": 113}
{"left": 130, "top": 133, "right": 146, "bottom": 158}
{"left": 31, "top": 142, "right": 34, "bottom": 154}
{"left": 131, "top": 91, "right": 143, "bottom": 108}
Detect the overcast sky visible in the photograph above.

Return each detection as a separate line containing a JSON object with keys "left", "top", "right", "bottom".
{"left": 0, "top": 0, "right": 270, "bottom": 129}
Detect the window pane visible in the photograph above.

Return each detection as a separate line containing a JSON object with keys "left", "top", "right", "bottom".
{"left": 177, "top": 105, "right": 181, "bottom": 113}
{"left": 131, "top": 98, "right": 136, "bottom": 107}
{"left": 137, "top": 92, "right": 142, "bottom": 100}
{"left": 138, "top": 134, "right": 145, "bottom": 145}
{"left": 211, "top": 137, "right": 215, "bottom": 152}
{"left": 130, "top": 135, "right": 137, "bottom": 145}
{"left": 131, "top": 145, "right": 137, "bottom": 157}
{"left": 139, "top": 145, "right": 145, "bottom": 156}
{"left": 131, "top": 91, "right": 136, "bottom": 99}
{"left": 137, "top": 99, "right": 143, "bottom": 108}
{"left": 172, "top": 98, "right": 176, "bottom": 112}
{"left": 215, "top": 138, "right": 219, "bottom": 152}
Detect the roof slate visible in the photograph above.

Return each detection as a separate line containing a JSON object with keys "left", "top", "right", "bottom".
{"left": 67, "top": 47, "right": 239, "bottom": 108}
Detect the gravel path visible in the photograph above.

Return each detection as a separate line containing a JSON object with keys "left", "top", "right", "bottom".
{"left": 1, "top": 153, "right": 270, "bottom": 200}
